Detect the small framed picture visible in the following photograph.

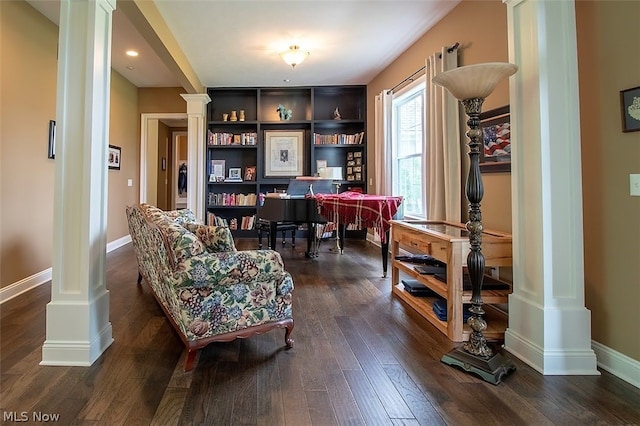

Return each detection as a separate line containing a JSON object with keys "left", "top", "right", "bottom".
{"left": 347, "top": 175, "right": 355, "bottom": 181}
{"left": 355, "top": 172, "right": 362, "bottom": 181}
{"left": 244, "top": 166, "right": 256, "bottom": 181}
{"left": 347, "top": 152, "right": 354, "bottom": 160}
{"left": 354, "top": 165, "right": 362, "bottom": 173}
{"left": 228, "top": 167, "right": 242, "bottom": 180}
{"left": 353, "top": 151, "right": 362, "bottom": 158}
{"left": 620, "top": 86, "right": 640, "bottom": 132}
{"left": 47, "top": 120, "right": 56, "bottom": 159}
{"left": 346, "top": 167, "right": 353, "bottom": 175}
{"left": 355, "top": 158, "right": 362, "bottom": 165}
{"left": 347, "top": 160, "right": 355, "bottom": 167}
{"left": 108, "top": 145, "right": 121, "bottom": 170}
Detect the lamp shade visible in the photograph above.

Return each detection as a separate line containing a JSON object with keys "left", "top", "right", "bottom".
{"left": 432, "top": 62, "right": 518, "bottom": 100}
{"left": 280, "top": 45, "right": 309, "bottom": 68}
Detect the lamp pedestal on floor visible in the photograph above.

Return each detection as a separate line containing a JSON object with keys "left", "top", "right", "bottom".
{"left": 432, "top": 62, "right": 518, "bottom": 385}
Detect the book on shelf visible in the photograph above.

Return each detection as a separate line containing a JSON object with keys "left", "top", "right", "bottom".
{"left": 207, "top": 131, "right": 257, "bottom": 146}
{"left": 206, "top": 213, "right": 256, "bottom": 230}
{"left": 312, "top": 131, "right": 364, "bottom": 145}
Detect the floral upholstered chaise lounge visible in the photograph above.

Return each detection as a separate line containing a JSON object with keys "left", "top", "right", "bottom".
{"left": 125, "top": 203, "right": 294, "bottom": 371}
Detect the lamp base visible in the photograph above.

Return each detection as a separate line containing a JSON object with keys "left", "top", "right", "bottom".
{"left": 441, "top": 346, "right": 516, "bottom": 385}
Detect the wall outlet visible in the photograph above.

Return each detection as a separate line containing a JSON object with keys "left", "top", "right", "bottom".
{"left": 630, "top": 174, "right": 640, "bottom": 196}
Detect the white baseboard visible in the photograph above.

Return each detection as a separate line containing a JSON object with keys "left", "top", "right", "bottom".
{"left": 0, "top": 234, "right": 132, "bottom": 304}
{"left": 592, "top": 340, "right": 640, "bottom": 389}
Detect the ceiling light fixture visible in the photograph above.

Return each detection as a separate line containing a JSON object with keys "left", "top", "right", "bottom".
{"left": 279, "top": 45, "right": 309, "bottom": 68}
{"left": 126, "top": 50, "right": 139, "bottom": 57}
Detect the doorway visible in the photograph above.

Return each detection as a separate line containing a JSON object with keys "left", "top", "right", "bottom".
{"left": 173, "top": 131, "right": 188, "bottom": 209}
{"left": 139, "top": 113, "right": 187, "bottom": 206}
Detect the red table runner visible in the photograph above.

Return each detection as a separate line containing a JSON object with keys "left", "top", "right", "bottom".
{"left": 313, "top": 191, "right": 403, "bottom": 243}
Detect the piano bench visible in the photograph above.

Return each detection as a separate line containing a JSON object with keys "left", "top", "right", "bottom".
{"left": 256, "top": 221, "right": 298, "bottom": 249}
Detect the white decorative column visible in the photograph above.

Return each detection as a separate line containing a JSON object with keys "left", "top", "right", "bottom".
{"left": 504, "top": 0, "right": 598, "bottom": 375}
{"left": 42, "top": 0, "right": 116, "bottom": 366}
{"left": 181, "top": 94, "right": 211, "bottom": 222}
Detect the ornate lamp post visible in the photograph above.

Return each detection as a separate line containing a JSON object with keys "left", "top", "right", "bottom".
{"left": 432, "top": 62, "right": 518, "bottom": 384}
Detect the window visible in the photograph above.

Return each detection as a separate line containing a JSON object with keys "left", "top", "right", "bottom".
{"left": 392, "top": 78, "right": 426, "bottom": 218}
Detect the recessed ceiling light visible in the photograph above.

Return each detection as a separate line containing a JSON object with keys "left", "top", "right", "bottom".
{"left": 126, "top": 50, "right": 139, "bottom": 57}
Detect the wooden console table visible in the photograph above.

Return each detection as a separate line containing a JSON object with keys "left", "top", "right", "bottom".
{"left": 390, "top": 220, "right": 512, "bottom": 342}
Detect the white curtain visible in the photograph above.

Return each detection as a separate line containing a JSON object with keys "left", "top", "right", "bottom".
{"left": 374, "top": 90, "right": 393, "bottom": 195}
{"left": 426, "top": 47, "right": 461, "bottom": 221}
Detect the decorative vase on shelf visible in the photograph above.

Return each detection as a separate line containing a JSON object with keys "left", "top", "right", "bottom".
{"left": 230, "top": 110, "right": 238, "bottom": 121}
{"left": 239, "top": 110, "right": 245, "bottom": 122}
{"left": 222, "top": 113, "right": 229, "bottom": 121}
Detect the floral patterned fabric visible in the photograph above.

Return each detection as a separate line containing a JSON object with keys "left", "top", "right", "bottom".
{"left": 126, "top": 204, "right": 294, "bottom": 342}
{"left": 184, "top": 223, "right": 237, "bottom": 253}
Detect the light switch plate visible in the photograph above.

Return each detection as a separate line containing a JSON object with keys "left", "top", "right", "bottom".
{"left": 630, "top": 174, "right": 640, "bottom": 196}
{"left": 127, "top": 179, "right": 133, "bottom": 187}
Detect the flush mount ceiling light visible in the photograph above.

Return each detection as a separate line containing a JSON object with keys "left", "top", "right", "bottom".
{"left": 279, "top": 45, "right": 309, "bottom": 68}
{"left": 126, "top": 50, "right": 139, "bottom": 57}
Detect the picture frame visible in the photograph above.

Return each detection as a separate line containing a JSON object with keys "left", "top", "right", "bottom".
{"left": 228, "top": 167, "right": 242, "bottom": 180}
{"left": 479, "top": 105, "right": 511, "bottom": 173}
{"left": 108, "top": 145, "right": 121, "bottom": 170}
{"left": 244, "top": 165, "right": 256, "bottom": 181}
{"left": 47, "top": 120, "right": 56, "bottom": 159}
{"left": 620, "top": 86, "right": 640, "bottom": 133}
{"left": 210, "top": 159, "right": 225, "bottom": 181}
{"left": 264, "top": 130, "right": 304, "bottom": 177}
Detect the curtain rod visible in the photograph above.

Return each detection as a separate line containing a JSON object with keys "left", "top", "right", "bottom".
{"left": 388, "top": 42, "right": 460, "bottom": 94}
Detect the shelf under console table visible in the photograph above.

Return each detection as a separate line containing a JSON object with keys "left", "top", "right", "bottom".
{"left": 390, "top": 220, "right": 512, "bottom": 342}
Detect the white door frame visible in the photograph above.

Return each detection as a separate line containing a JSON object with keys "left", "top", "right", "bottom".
{"left": 139, "top": 113, "right": 188, "bottom": 204}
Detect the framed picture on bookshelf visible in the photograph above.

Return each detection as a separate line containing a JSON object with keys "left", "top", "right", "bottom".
{"left": 244, "top": 166, "right": 256, "bottom": 181}
{"left": 228, "top": 167, "right": 242, "bottom": 180}
{"left": 264, "top": 130, "right": 304, "bottom": 177}
{"left": 210, "top": 159, "right": 225, "bottom": 181}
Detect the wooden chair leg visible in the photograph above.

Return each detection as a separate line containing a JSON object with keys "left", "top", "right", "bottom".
{"left": 257, "top": 227, "right": 263, "bottom": 249}
{"left": 184, "top": 348, "right": 198, "bottom": 371}
{"left": 281, "top": 230, "right": 286, "bottom": 246}
{"left": 291, "top": 230, "right": 296, "bottom": 247}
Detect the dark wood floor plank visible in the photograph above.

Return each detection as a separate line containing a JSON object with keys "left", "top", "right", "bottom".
{"left": 305, "top": 390, "right": 339, "bottom": 426}
{"left": 336, "top": 315, "right": 414, "bottom": 420}
{"left": 0, "top": 238, "right": 639, "bottom": 425}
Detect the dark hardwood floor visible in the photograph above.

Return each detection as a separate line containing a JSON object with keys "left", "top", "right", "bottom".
{"left": 1, "top": 238, "right": 639, "bottom": 425}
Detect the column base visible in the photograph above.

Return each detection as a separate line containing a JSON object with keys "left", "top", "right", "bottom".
{"left": 441, "top": 345, "right": 516, "bottom": 385}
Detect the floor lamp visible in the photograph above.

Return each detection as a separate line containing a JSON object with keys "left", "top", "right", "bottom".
{"left": 432, "top": 62, "right": 518, "bottom": 385}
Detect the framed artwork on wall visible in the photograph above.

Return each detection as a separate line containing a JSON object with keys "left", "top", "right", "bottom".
{"left": 620, "top": 86, "right": 640, "bottom": 133}
{"left": 108, "top": 145, "right": 121, "bottom": 170}
{"left": 479, "top": 105, "right": 511, "bottom": 173}
{"left": 47, "top": 120, "right": 56, "bottom": 159}
{"left": 264, "top": 130, "right": 304, "bottom": 177}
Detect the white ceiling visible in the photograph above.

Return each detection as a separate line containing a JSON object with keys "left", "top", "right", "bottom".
{"left": 27, "top": 0, "right": 461, "bottom": 89}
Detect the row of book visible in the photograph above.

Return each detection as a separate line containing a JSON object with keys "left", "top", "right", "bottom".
{"left": 312, "top": 132, "right": 365, "bottom": 145}
{"left": 207, "top": 131, "right": 258, "bottom": 146}
{"left": 207, "top": 192, "right": 257, "bottom": 206}
{"left": 206, "top": 213, "right": 256, "bottom": 231}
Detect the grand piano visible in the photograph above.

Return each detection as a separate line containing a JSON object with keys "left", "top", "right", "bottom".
{"left": 256, "top": 179, "right": 335, "bottom": 258}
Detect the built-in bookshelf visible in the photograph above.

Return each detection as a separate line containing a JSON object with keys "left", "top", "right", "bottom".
{"left": 205, "top": 86, "right": 367, "bottom": 237}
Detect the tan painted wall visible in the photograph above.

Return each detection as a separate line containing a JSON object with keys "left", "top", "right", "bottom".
{"left": 0, "top": 1, "right": 139, "bottom": 288}
{"left": 576, "top": 0, "right": 640, "bottom": 360}
{"left": 107, "top": 71, "right": 140, "bottom": 242}
{"left": 367, "top": 0, "right": 511, "bottom": 233}
{"left": 0, "top": 0, "right": 58, "bottom": 286}
{"left": 138, "top": 88, "right": 187, "bottom": 113}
